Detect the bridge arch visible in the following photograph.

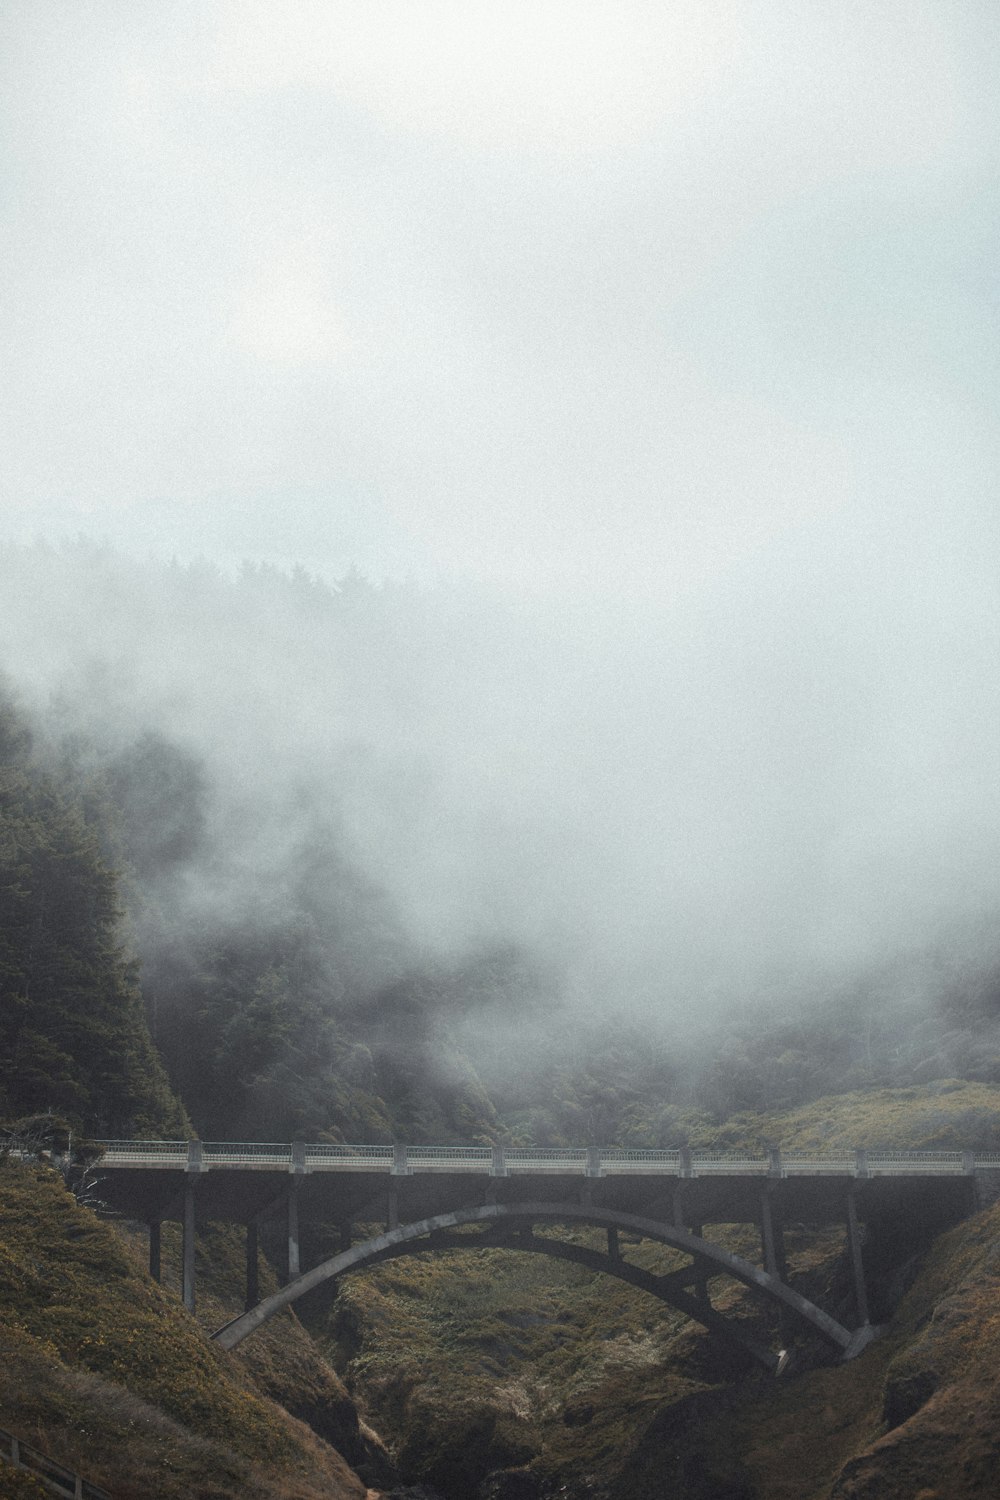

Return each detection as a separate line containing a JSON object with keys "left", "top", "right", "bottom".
{"left": 212, "top": 1201, "right": 873, "bottom": 1364}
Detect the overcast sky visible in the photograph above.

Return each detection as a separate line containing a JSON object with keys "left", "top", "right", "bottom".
{"left": 3, "top": 1, "right": 997, "bottom": 595}
{"left": 2, "top": 4, "right": 1000, "bottom": 1011}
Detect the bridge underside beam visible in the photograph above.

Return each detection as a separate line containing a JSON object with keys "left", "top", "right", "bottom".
{"left": 846, "top": 1190, "right": 870, "bottom": 1328}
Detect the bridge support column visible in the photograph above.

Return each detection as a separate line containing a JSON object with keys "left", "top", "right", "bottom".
{"left": 246, "top": 1220, "right": 259, "bottom": 1310}
{"left": 760, "top": 1186, "right": 790, "bottom": 1340}
{"left": 846, "top": 1190, "right": 869, "bottom": 1327}
{"left": 607, "top": 1225, "right": 620, "bottom": 1262}
{"left": 691, "top": 1224, "right": 710, "bottom": 1305}
{"left": 182, "top": 1181, "right": 197, "bottom": 1313}
{"left": 149, "top": 1220, "right": 161, "bottom": 1283}
{"left": 287, "top": 1180, "right": 301, "bottom": 1283}
{"left": 760, "top": 1189, "right": 786, "bottom": 1279}
{"left": 672, "top": 1183, "right": 686, "bottom": 1229}
{"left": 387, "top": 1182, "right": 399, "bottom": 1232}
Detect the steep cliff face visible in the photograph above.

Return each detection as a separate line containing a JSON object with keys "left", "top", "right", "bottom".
{"left": 628, "top": 1196, "right": 1000, "bottom": 1500}
{"left": 826, "top": 1200, "right": 1000, "bottom": 1499}
{"left": 0, "top": 1161, "right": 370, "bottom": 1500}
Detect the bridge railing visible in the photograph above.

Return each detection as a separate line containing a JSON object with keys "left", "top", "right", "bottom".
{"left": 406, "top": 1146, "right": 493, "bottom": 1167}
{"left": 91, "top": 1141, "right": 999, "bottom": 1177}
{"left": 865, "top": 1150, "right": 966, "bottom": 1175}
{"left": 94, "top": 1139, "right": 188, "bottom": 1163}
{"left": 688, "top": 1155, "right": 770, "bottom": 1176}
{"left": 599, "top": 1149, "right": 682, "bottom": 1175}
{"left": 305, "top": 1143, "right": 394, "bottom": 1164}
{"left": 780, "top": 1152, "right": 857, "bottom": 1175}
{"left": 204, "top": 1143, "right": 291, "bottom": 1165}
{"left": 505, "top": 1147, "right": 589, "bottom": 1171}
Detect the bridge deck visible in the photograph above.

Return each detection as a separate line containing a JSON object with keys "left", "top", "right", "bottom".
{"left": 70, "top": 1140, "right": 999, "bottom": 1343}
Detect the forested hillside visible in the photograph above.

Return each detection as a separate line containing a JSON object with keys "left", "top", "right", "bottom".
{"left": 2, "top": 542, "right": 1000, "bottom": 1150}
{"left": 3, "top": 546, "right": 1000, "bottom": 1499}
{"left": 0, "top": 689, "right": 186, "bottom": 1138}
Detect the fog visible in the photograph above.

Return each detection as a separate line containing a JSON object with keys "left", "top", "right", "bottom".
{"left": 2, "top": 5, "right": 999, "bottom": 1033}
{"left": 2, "top": 535, "right": 998, "bottom": 1033}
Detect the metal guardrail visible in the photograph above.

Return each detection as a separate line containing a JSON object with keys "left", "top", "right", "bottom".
{"left": 305, "top": 1143, "right": 394, "bottom": 1160}
{"left": 94, "top": 1139, "right": 187, "bottom": 1158}
{"left": 203, "top": 1143, "right": 289, "bottom": 1165}
{"left": 0, "top": 1425, "right": 111, "bottom": 1499}
{"left": 406, "top": 1145, "right": 491, "bottom": 1160}
{"left": 91, "top": 1140, "right": 1000, "bottom": 1178}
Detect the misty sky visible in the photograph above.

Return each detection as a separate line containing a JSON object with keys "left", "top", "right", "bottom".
{"left": 3, "top": 2, "right": 997, "bottom": 590}
{"left": 2, "top": 4, "right": 1000, "bottom": 1014}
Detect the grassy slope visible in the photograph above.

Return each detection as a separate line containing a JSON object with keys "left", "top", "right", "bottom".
{"left": 691, "top": 1078, "right": 1000, "bottom": 1153}
{"left": 323, "top": 1081, "right": 1000, "bottom": 1498}
{"left": 0, "top": 1161, "right": 368, "bottom": 1500}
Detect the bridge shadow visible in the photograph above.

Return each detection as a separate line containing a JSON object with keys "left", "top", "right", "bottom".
{"left": 212, "top": 1201, "right": 875, "bottom": 1369}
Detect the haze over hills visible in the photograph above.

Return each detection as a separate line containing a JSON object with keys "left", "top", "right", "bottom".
{"left": 4, "top": 668, "right": 1000, "bottom": 1497}
{"left": 2, "top": 540, "right": 1000, "bottom": 1147}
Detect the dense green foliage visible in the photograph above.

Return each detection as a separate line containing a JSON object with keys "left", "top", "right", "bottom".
{"left": 0, "top": 691, "right": 186, "bottom": 1137}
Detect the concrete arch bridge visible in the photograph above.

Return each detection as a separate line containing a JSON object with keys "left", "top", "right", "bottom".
{"left": 93, "top": 1141, "right": 999, "bottom": 1372}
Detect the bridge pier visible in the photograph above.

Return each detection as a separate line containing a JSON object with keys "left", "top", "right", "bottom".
{"left": 386, "top": 1181, "right": 399, "bottom": 1232}
{"left": 846, "top": 1189, "right": 870, "bottom": 1327}
{"left": 607, "top": 1225, "right": 620, "bottom": 1262}
{"left": 761, "top": 1182, "right": 785, "bottom": 1278}
{"left": 691, "top": 1224, "right": 710, "bottom": 1305}
{"left": 760, "top": 1186, "right": 791, "bottom": 1340}
{"left": 672, "top": 1182, "right": 686, "bottom": 1229}
{"left": 286, "top": 1180, "right": 301, "bottom": 1282}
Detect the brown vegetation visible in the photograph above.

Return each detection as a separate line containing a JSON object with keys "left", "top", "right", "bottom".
{"left": 0, "top": 1161, "right": 368, "bottom": 1499}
